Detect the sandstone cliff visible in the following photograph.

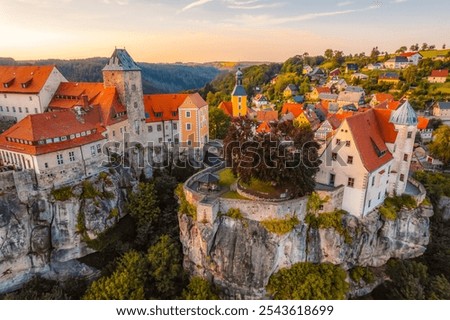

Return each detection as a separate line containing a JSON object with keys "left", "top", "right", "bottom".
{"left": 179, "top": 205, "right": 433, "bottom": 299}
{"left": 0, "top": 169, "right": 134, "bottom": 294}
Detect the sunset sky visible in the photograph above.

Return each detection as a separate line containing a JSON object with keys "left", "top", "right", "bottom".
{"left": 1, "top": 0, "right": 449, "bottom": 62}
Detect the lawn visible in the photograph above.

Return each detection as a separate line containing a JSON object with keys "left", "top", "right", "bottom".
{"left": 419, "top": 49, "right": 450, "bottom": 59}
{"left": 218, "top": 168, "right": 237, "bottom": 187}
{"left": 241, "top": 178, "right": 277, "bottom": 194}
{"left": 430, "top": 82, "right": 450, "bottom": 94}
{"left": 221, "top": 191, "right": 250, "bottom": 200}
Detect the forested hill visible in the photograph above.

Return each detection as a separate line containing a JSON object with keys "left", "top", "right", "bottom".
{"left": 0, "top": 57, "right": 222, "bottom": 94}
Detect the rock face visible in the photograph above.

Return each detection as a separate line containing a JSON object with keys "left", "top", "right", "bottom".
{"left": 179, "top": 205, "right": 433, "bottom": 299}
{"left": 0, "top": 169, "right": 133, "bottom": 294}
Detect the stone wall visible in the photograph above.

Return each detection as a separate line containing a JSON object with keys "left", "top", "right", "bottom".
{"left": 0, "top": 171, "right": 15, "bottom": 192}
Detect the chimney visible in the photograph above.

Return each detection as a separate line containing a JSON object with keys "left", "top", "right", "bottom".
{"left": 82, "top": 94, "right": 89, "bottom": 110}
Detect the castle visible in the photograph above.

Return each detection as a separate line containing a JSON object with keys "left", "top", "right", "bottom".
{"left": 0, "top": 49, "right": 209, "bottom": 189}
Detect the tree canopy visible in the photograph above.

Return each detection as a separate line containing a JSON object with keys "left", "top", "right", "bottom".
{"left": 429, "top": 125, "right": 450, "bottom": 167}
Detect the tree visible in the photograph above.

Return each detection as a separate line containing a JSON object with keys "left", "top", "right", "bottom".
{"left": 396, "top": 46, "right": 407, "bottom": 54}
{"left": 421, "top": 43, "right": 428, "bottom": 51}
{"left": 147, "top": 235, "right": 186, "bottom": 299}
{"left": 182, "top": 277, "right": 219, "bottom": 300}
{"left": 126, "top": 182, "right": 161, "bottom": 247}
{"left": 209, "top": 107, "right": 231, "bottom": 139}
{"left": 429, "top": 125, "right": 450, "bottom": 166}
{"left": 410, "top": 44, "right": 419, "bottom": 51}
{"left": 266, "top": 262, "right": 349, "bottom": 300}
{"left": 324, "top": 49, "right": 334, "bottom": 60}
{"left": 83, "top": 251, "right": 147, "bottom": 300}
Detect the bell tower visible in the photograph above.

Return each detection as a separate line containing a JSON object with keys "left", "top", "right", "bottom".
{"left": 103, "top": 48, "right": 147, "bottom": 145}
{"left": 231, "top": 68, "right": 248, "bottom": 117}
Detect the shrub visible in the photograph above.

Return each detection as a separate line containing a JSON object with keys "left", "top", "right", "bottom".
{"left": 81, "top": 180, "right": 101, "bottom": 199}
{"left": 306, "top": 210, "right": 352, "bottom": 243}
{"left": 350, "top": 266, "right": 375, "bottom": 284}
{"left": 109, "top": 208, "right": 120, "bottom": 219}
{"left": 226, "top": 208, "right": 243, "bottom": 220}
{"left": 261, "top": 215, "right": 299, "bottom": 235}
{"left": 175, "top": 184, "right": 197, "bottom": 220}
{"left": 76, "top": 211, "right": 88, "bottom": 241}
{"left": 380, "top": 194, "right": 417, "bottom": 221}
{"left": 51, "top": 186, "right": 74, "bottom": 201}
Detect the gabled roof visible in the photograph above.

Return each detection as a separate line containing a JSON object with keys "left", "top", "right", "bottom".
{"left": 435, "top": 101, "right": 450, "bottom": 110}
{"left": 181, "top": 92, "right": 208, "bottom": 109}
{"left": 379, "top": 72, "right": 400, "bottom": 79}
{"left": 337, "top": 91, "right": 364, "bottom": 103}
{"left": 315, "top": 86, "right": 331, "bottom": 94}
{"left": 430, "top": 69, "right": 449, "bottom": 78}
{"left": 143, "top": 94, "right": 187, "bottom": 123}
{"left": 256, "top": 110, "right": 278, "bottom": 123}
{"left": 345, "top": 109, "right": 394, "bottom": 172}
{"left": 218, "top": 101, "right": 233, "bottom": 117}
{"left": 374, "top": 100, "right": 401, "bottom": 111}
{"left": 284, "top": 84, "right": 298, "bottom": 92}
{"left": 0, "top": 65, "right": 56, "bottom": 94}
{"left": 0, "top": 110, "right": 105, "bottom": 155}
{"left": 373, "top": 93, "right": 394, "bottom": 103}
{"left": 417, "top": 117, "right": 430, "bottom": 130}
{"left": 400, "top": 52, "right": 421, "bottom": 57}
{"left": 103, "top": 48, "right": 141, "bottom": 71}
{"left": 256, "top": 121, "right": 271, "bottom": 134}
{"left": 345, "top": 86, "right": 364, "bottom": 93}
{"left": 281, "top": 103, "right": 303, "bottom": 118}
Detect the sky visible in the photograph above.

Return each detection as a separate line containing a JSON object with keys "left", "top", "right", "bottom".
{"left": 1, "top": 0, "right": 449, "bottom": 63}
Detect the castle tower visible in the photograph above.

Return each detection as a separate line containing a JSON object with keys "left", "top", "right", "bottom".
{"left": 103, "top": 48, "right": 147, "bottom": 145}
{"left": 388, "top": 100, "right": 418, "bottom": 195}
{"left": 231, "top": 68, "right": 248, "bottom": 117}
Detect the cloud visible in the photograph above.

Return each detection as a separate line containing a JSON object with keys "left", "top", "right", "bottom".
{"left": 392, "top": 0, "right": 407, "bottom": 2}
{"left": 102, "top": 0, "right": 130, "bottom": 4}
{"left": 225, "top": 0, "right": 281, "bottom": 10}
{"left": 181, "top": 0, "right": 214, "bottom": 12}
{"left": 337, "top": 1, "right": 353, "bottom": 6}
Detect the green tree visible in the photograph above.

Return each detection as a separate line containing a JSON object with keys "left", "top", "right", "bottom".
{"left": 147, "top": 235, "right": 186, "bottom": 299}
{"left": 324, "top": 49, "right": 334, "bottom": 60}
{"left": 182, "top": 277, "right": 219, "bottom": 300}
{"left": 429, "top": 125, "right": 450, "bottom": 166}
{"left": 209, "top": 107, "right": 231, "bottom": 139}
{"left": 396, "top": 46, "right": 407, "bottom": 54}
{"left": 83, "top": 251, "right": 147, "bottom": 300}
{"left": 281, "top": 55, "right": 303, "bottom": 74}
{"left": 267, "top": 262, "right": 349, "bottom": 300}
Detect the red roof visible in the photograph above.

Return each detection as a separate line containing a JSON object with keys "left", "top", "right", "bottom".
{"left": 374, "top": 100, "right": 401, "bottom": 111}
{"left": 256, "top": 110, "right": 278, "bottom": 122}
{"left": 346, "top": 109, "right": 394, "bottom": 172}
{"left": 372, "top": 109, "right": 397, "bottom": 143}
{"left": 373, "top": 93, "right": 394, "bottom": 103}
{"left": 0, "top": 110, "right": 105, "bottom": 155}
{"left": 400, "top": 52, "right": 420, "bottom": 57}
{"left": 256, "top": 121, "right": 271, "bottom": 133}
{"left": 0, "top": 65, "right": 57, "bottom": 94}
{"left": 417, "top": 116, "right": 430, "bottom": 130}
{"left": 143, "top": 94, "right": 188, "bottom": 123}
{"left": 281, "top": 103, "right": 303, "bottom": 118}
{"left": 315, "top": 86, "right": 331, "bottom": 94}
{"left": 430, "top": 69, "right": 449, "bottom": 78}
{"left": 218, "top": 101, "right": 233, "bottom": 117}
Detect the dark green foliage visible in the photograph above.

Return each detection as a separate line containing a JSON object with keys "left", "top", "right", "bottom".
{"left": 260, "top": 215, "right": 299, "bottom": 235}
{"left": 429, "top": 125, "right": 450, "bottom": 167}
{"left": 209, "top": 107, "right": 231, "bottom": 139}
{"left": 182, "top": 277, "right": 219, "bottom": 300}
{"left": 379, "top": 195, "right": 417, "bottom": 221}
{"left": 267, "top": 262, "right": 349, "bottom": 300}
{"left": 350, "top": 266, "right": 375, "bottom": 284}
{"left": 175, "top": 184, "right": 197, "bottom": 220}
{"left": 306, "top": 210, "right": 352, "bottom": 243}
{"left": 51, "top": 186, "right": 74, "bottom": 201}
{"left": 81, "top": 180, "right": 101, "bottom": 199}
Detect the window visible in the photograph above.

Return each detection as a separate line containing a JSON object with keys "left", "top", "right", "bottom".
{"left": 238, "top": 97, "right": 242, "bottom": 103}
{"left": 173, "top": 123, "right": 177, "bottom": 130}
{"left": 186, "top": 123, "right": 191, "bottom": 131}
{"left": 158, "top": 138, "right": 163, "bottom": 143}
{"left": 148, "top": 125, "right": 153, "bottom": 133}
{"left": 348, "top": 177, "right": 355, "bottom": 187}
{"left": 332, "top": 153, "right": 337, "bottom": 161}
{"left": 368, "top": 200, "right": 372, "bottom": 208}
{"left": 174, "top": 137, "right": 179, "bottom": 144}
{"left": 347, "top": 156, "right": 353, "bottom": 164}
{"left": 378, "top": 192, "right": 381, "bottom": 200}
{"left": 25, "top": 107, "right": 29, "bottom": 113}
{"left": 69, "top": 151, "right": 75, "bottom": 162}
{"left": 372, "top": 176, "right": 375, "bottom": 186}
{"left": 157, "top": 124, "right": 162, "bottom": 132}
{"left": 346, "top": 141, "right": 351, "bottom": 147}
{"left": 90, "top": 146, "right": 96, "bottom": 156}
{"left": 6, "top": 107, "right": 9, "bottom": 112}
{"left": 336, "top": 139, "right": 341, "bottom": 145}
{"left": 56, "top": 154, "right": 64, "bottom": 165}
{"left": 44, "top": 162, "right": 49, "bottom": 169}
{"left": 400, "top": 174, "right": 405, "bottom": 182}
{"left": 403, "top": 154, "right": 408, "bottom": 162}
{"left": 34, "top": 108, "right": 38, "bottom": 114}
{"left": 97, "top": 144, "right": 101, "bottom": 154}
{"left": 29, "top": 96, "right": 32, "bottom": 101}
{"left": 187, "top": 140, "right": 192, "bottom": 146}
{"left": 112, "top": 130, "right": 116, "bottom": 137}
{"left": 12, "top": 107, "right": 16, "bottom": 113}
{"left": 172, "top": 111, "right": 177, "bottom": 117}
{"left": 186, "top": 111, "right": 191, "bottom": 118}
{"left": 407, "top": 131, "right": 412, "bottom": 139}
{"left": 155, "top": 112, "right": 162, "bottom": 118}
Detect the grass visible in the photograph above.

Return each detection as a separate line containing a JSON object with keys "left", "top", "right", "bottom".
{"left": 419, "top": 49, "right": 450, "bottom": 59}
{"left": 218, "top": 169, "right": 236, "bottom": 187}
{"left": 221, "top": 191, "right": 250, "bottom": 200}
{"left": 379, "top": 194, "right": 417, "bottom": 221}
{"left": 81, "top": 181, "right": 102, "bottom": 199}
{"left": 225, "top": 208, "right": 244, "bottom": 220}
{"left": 430, "top": 82, "right": 450, "bottom": 94}
{"left": 241, "top": 178, "right": 277, "bottom": 194}
{"left": 261, "top": 215, "right": 299, "bottom": 235}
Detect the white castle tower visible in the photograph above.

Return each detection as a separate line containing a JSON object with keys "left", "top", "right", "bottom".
{"left": 388, "top": 100, "right": 418, "bottom": 195}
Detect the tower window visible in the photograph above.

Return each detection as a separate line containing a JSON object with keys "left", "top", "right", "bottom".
{"left": 348, "top": 177, "right": 355, "bottom": 187}
{"left": 407, "top": 131, "right": 412, "bottom": 139}
{"left": 186, "top": 111, "right": 191, "bottom": 118}
{"left": 347, "top": 156, "right": 353, "bottom": 164}
{"left": 186, "top": 123, "right": 191, "bottom": 131}
{"left": 346, "top": 141, "right": 351, "bottom": 147}
{"left": 332, "top": 153, "right": 337, "bottom": 161}
{"left": 157, "top": 124, "right": 162, "bottom": 132}
{"left": 400, "top": 174, "right": 405, "bottom": 182}
{"left": 403, "top": 154, "right": 408, "bottom": 162}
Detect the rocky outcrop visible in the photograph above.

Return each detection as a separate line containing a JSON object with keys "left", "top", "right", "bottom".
{"left": 0, "top": 169, "right": 135, "bottom": 294}
{"left": 179, "top": 205, "right": 433, "bottom": 299}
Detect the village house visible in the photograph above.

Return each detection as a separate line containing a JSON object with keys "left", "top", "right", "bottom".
{"left": 316, "top": 101, "right": 418, "bottom": 217}
{"left": 252, "top": 94, "right": 270, "bottom": 108}
{"left": 384, "top": 56, "right": 410, "bottom": 69}
{"left": 428, "top": 69, "right": 448, "bottom": 83}
{"left": 378, "top": 72, "right": 400, "bottom": 84}
{"left": 367, "top": 63, "right": 383, "bottom": 70}
{"left": 417, "top": 116, "right": 433, "bottom": 142}
{"left": 432, "top": 101, "right": 450, "bottom": 119}
{"left": 329, "top": 68, "right": 341, "bottom": 78}
{"left": 283, "top": 84, "right": 299, "bottom": 98}
{"left": 399, "top": 52, "right": 423, "bottom": 66}
{"left": 336, "top": 91, "right": 365, "bottom": 108}
{"left": 0, "top": 65, "right": 67, "bottom": 122}
{"left": 351, "top": 73, "right": 369, "bottom": 81}
{"left": 314, "top": 112, "right": 353, "bottom": 141}
{"left": 310, "top": 86, "right": 331, "bottom": 100}
{"left": 327, "top": 78, "right": 348, "bottom": 92}
{"left": 346, "top": 63, "right": 359, "bottom": 73}
{"left": 370, "top": 93, "right": 394, "bottom": 107}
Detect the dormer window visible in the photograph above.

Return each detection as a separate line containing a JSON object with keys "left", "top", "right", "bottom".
{"left": 21, "top": 78, "right": 32, "bottom": 88}
{"left": 3, "top": 78, "right": 15, "bottom": 88}
{"left": 155, "top": 112, "right": 163, "bottom": 118}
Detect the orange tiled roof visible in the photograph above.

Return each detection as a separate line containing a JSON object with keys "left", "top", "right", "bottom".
{"left": 346, "top": 109, "right": 394, "bottom": 172}
{"left": 143, "top": 94, "right": 188, "bottom": 123}
{"left": 374, "top": 93, "right": 394, "bottom": 103}
{"left": 315, "top": 87, "right": 331, "bottom": 94}
{"left": 400, "top": 52, "right": 420, "bottom": 57}
{"left": 256, "top": 110, "right": 278, "bottom": 122}
{"left": 0, "top": 65, "right": 56, "bottom": 94}
{"left": 373, "top": 109, "right": 398, "bottom": 143}
{"left": 417, "top": 116, "right": 430, "bottom": 130}
{"left": 430, "top": 69, "right": 449, "bottom": 78}
{"left": 256, "top": 121, "right": 271, "bottom": 133}
{"left": 0, "top": 110, "right": 105, "bottom": 155}
{"left": 281, "top": 103, "right": 303, "bottom": 118}
{"left": 218, "top": 101, "right": 233, "bottom": 117}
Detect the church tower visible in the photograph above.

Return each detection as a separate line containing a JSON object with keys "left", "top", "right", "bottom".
{"left": 103, "top": 48, "right": 147, "bottom": 145}
{"left": 231, "top": 68, "right": 248, "bottom": 117}
{"left": 388, "top": 100, "right": 418, "bottom": 195}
